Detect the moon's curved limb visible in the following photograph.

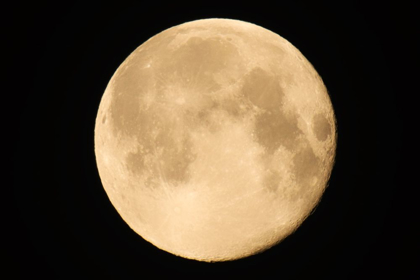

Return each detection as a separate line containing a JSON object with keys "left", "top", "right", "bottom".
{"left": 94, "top": 18, "right": 336, "bottom": 262}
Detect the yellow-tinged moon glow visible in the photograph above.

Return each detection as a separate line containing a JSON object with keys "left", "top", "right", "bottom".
{"left": 94, "top": 18, "right": 337, "bottom": 262}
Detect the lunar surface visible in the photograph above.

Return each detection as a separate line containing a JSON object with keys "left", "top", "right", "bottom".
{"left": 94, "top": 18, "right": 337, "bottom": 262}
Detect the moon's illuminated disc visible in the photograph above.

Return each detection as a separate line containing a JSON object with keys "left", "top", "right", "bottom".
{"left": 94, "top": 18, "right": 337, "bottom": 262}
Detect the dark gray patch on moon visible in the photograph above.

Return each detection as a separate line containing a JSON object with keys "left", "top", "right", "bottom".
{"left": 110, "top": 90, "right": 140, "bottom": 137}
{"left": 125, "top": 122, "right": 196, "bottom": 188}
{"left": 292, "top": 144, "right": 320, "bottom": 186}
{"left": 109, "top": 67, "right": 154, "bottom": 138}
{"left": 312, "top": 113, "right": 331, "bottom": 141}
{"left": 254, "top": 109, "right": 302, "bottom": 153}
{"left": 160, "top": 36, "right": 241, "bottom": 94}
{"left": 125, "top": 147, "right": 147, "bottom": 177}
{"left": 154, "top": 134, "right": 197, "bottom": 184}
{"left": 241, "top": 67, "right": 303, "bottom": 153}
{"left": 242, "top": 67, "right": 284, "bottom": 110}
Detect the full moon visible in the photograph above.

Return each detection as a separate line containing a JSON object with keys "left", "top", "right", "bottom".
{"left": 94, "top": 18, "right": 336, "bottom": 262}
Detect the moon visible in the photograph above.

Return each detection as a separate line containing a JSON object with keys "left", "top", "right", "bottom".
{"left": 94, "top": 18, "right": 337, "bottom": 262}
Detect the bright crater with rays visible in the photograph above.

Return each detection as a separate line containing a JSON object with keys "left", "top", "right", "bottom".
{"left": 94, "top": 18, "right": 336, "bottom": 262}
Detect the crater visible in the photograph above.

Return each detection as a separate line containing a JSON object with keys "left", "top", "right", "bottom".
{"left": 312, "top": 113, "right": 332, "bottom": 141}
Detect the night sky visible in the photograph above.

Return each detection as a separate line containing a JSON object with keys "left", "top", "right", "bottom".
{"left": 8, "top": 1, "right": 417, "bottom": 279}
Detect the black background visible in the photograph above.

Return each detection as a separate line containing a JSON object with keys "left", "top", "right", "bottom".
{"left": 8, "top": 1, "right": 417, "bottom": 279}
